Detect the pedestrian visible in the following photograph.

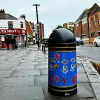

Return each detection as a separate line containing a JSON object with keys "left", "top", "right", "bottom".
{"left": 5, "top": 36, "right": 10, "bottom": 50}
{"left": 11, "top": 36, "right": 16, "bottom": 50}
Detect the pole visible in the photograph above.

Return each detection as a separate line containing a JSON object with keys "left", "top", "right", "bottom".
{"left": 33, "top": 4, "right": 40, "bottom": 50}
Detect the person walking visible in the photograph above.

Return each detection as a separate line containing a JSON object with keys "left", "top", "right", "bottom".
{"left": 5, "top": 36, "right": 10, "bottom": 50}
{"left": 11, "top": 36, "right": 16, "bottom": 50}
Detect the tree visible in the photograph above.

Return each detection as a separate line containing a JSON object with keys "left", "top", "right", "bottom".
{"left": 65, "top": 27, "right": 74, "bottom": 34}
{"left": 52, "top": 25, "right": 63, "bottom": 32}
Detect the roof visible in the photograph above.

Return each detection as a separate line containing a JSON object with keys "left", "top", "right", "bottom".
{"left": 1, "top": 13, "right": 17, "bottom": 20}
{"left": 93, "top": 7, "right": 100, "bottom": 14}
{"left": 75, "top": 9, "right": 90, "bottom": 23}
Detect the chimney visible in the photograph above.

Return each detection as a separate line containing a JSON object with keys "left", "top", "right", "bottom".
{"left": 0, "top": 9, "right": 5, "bottom": 19}
{"left": 20, "top": 14, "right": 26, "bottom": 19}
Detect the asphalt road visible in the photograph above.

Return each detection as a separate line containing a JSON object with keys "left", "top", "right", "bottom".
{"left": 77, "top": 44, "right": 100, "bottom": 62}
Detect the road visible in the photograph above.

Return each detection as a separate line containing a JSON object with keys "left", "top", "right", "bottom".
{"left": 77, "top": 44, "right": 100, "bottom": 62}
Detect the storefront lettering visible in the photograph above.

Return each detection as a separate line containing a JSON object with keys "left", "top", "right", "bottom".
{"left": 0, "top": 29, "right": 26, "bottom": 35}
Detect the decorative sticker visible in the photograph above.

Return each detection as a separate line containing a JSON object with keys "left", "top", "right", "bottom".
{"left": 70, "top": 64, "right": 75, "bottom": 71}
{"left": 53, "top": 64, "right": 59, "bottom": 70}
{"left": 49, "top": 64, "right": 53, "bottom": 71}
{"left": 61, "top": 59, "right": 69, "bottom": 65}
{"left": 61, "top": 77, "right": 66, "bottom": 85}
{"left": 61, "top": 65, "right": 69, "bottom": 74}
{"left": 50, "top": 58, "right": 53, "bottom": 62}
{"left": 54, "top": 75, "right": 59, "bottom": 83}
{"left": 71, "top": 58, "right": 75, "bottom": 63}
{"left": 50, "top": 75, "right": 53, "bottom": 84}
{"left": 54, "top": 53, "right": 60, "bottom": 60}
{"left": 72, "top": 76, "right": 75, "bottom": 84}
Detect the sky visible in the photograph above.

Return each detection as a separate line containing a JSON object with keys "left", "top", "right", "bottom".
{"left": 0, "top": 0, "right": 100, "bottom": 37}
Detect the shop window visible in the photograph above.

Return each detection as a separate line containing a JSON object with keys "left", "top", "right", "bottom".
{"left": 8, "top": 21, "right": 13, "bottom": 29}
{"left": 91, "top": 33, "right": 95, "bottom": 37}
{"left": 20, "top": 22, "right": 23, "bottom": 28}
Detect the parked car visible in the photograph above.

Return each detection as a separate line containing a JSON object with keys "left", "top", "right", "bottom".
{"left": 76, "top": 37, "right": 84, "bottom": 45}
{"left": 93, "top": 36, "right": 100, "bottom": 47}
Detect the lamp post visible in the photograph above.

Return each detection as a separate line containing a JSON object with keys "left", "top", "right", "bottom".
{"left": 33, "top": 4, "right": 40, "bottom": 50}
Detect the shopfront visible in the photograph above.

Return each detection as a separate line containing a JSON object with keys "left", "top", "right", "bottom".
{"left": 0, "top": 29, "right": 27, "bottom": 48}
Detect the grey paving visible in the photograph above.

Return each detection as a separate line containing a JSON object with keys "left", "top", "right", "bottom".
{"left": 0, "top": 86, "right": 44, "bottom": 100}
{"left": 0, "top": 45, "right": 98, "bottom": 100}
{"left": 10, "top": 70, "right": 40, "bottom": 77}
{"left": 0, "top": 76, "right": 34, "bottom": 88}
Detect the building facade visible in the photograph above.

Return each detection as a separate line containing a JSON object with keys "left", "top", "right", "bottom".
{"left": 74, "top": 3, "right": 99, "bottom": 43}
{"left": 89, "top": 7, "right": 100, "bottom": 42}
{"left": 34, "top": 22, "right": 44, "bottom": 40}
{"left": 63, "top": 22, "right": 74, "bottom": 31}
{"left": 0, "top": 9, "right": 27, "bottom": 48}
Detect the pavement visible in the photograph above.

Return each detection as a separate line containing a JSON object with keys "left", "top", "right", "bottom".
{"left": 0, "top": 44, "right": 99, "bottom": 100}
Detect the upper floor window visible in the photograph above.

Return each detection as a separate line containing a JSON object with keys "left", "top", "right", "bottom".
{"left": 89, "top": 23, "right": 91, "bottom": 28}
{"left": 20, "top": 22, "right": 23, "bottom": 28}
{"left": 94, "top": 21, "right": 96, "bottom": 26}
{"left": 76, "top": 23, "right": 78, "bottom": 27}
{"left": 82, "top": 19, "right": 87, "bottom": 25}
{"left": 8, "top": 21, "right": 13, "bottom": 29}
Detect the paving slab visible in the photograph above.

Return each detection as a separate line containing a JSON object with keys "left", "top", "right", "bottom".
{"left": 40, "top": 69, "right": 48, "bottom": 75}
{"left": 34, "top": 76, "right": 48, "bottom": 90}
{"left": 91, "top": 83, "right": 100, "bottom": 100}
{"left": 19, "top": 61, "right": 38, "bottom": 66}
{"left": 77, "top": 66, "right": 85, "bottom": 73}
{"left": 0, "top": 86, "right": 44, "bottom": 100}
{"left": 12, "top": 65, "right": 34, "bottom": 70}
{"left": 0, "top": 76, "right": 34, "bottom": 88}
{"left": 77, "top": 73, "right": 89, "bottom": 82}
{"left": 43, "top": 82, "right": 95, "bottom": 100}
{"left": 0, "top": 71, "right": 12, "bottom": 79}
{"left": 35, "top": 65, "right": 48, "bottom": 69}
{"left": 11, "top": 70, "right": 40, "bottom": 77}
{"left": 0, "top": 64, "right": 13, "bottom": 71}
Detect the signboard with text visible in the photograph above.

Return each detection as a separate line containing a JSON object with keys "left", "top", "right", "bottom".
{"left": 0, "top": 29, "right": 27, "bottom": 35}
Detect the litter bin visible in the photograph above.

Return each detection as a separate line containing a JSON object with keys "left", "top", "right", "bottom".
{"left": 48, "top": 28, "right": 77, "bottom": 96}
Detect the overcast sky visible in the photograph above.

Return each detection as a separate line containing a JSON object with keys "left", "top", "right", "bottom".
{"left": 0, "top": 0, "right": 100, "bottom": 36}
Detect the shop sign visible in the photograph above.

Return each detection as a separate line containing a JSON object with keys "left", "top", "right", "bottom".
{"left": 0, "top": 29, "right": 27, "bottom": 35}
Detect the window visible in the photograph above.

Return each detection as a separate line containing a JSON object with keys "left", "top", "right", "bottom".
{"left": 76, "top": 23, "right": 78, "bottom": 27}
{"left": 94, "top": 21, "right": 96, "bottom": 26}
{"left": 82, "top": 19, "right": 87, "bottom": 25}
{"left": 89, "top": 23, "right": 91, "bottom": 28}
{"left": 8, "top": 21, "right": 13, "bottom": 29}
{"left": 20, "top": 22, "right": 23, "bottom": 28}
{"left": 99, "top": 19, "right": 100, "bottom": 24}
{"left": 91, "top": 33, "right": 95, "bottom": 37}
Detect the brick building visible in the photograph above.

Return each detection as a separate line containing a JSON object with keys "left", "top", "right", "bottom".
{"left": 34, "top": 22, "right": 44, "bottom": 40}
{"left": 89, "top": 7, "right": 100, "bottom": 42}
{"left": 63, "top": 22, "right": 74, "bottom": 31}
{"left": 74, "top": 3, "right": 99, "bottom": 42}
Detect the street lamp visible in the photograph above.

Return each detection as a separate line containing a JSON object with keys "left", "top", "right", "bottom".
{"left": 33, "top": 4, "right": 40, "bottom": 50}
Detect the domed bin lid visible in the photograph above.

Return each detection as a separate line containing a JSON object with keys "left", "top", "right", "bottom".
{"left": 48, "top": 28, "right": 76, "bottom": 44}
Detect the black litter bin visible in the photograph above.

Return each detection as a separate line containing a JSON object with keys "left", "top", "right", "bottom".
{"left": 48, "top": 28, "right": 77, "bottom": 96}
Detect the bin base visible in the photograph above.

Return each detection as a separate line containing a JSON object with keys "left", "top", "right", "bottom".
{"left": 48, "top": 84, "right": 77, "bottom": 96}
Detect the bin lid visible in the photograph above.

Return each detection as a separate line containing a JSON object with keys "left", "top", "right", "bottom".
{"left": 48, "top": 28, "right": 76, "bottom": 44}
